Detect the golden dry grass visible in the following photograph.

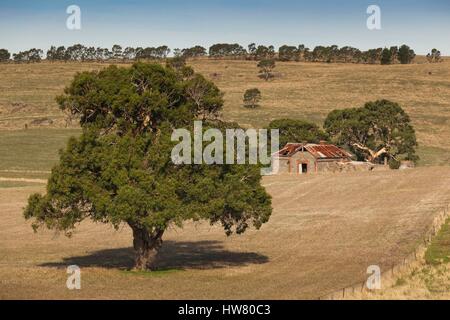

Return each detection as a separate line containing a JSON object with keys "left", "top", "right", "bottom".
{"left": 0, "top": 62, "right": 110, "bottom": 129}
{"left": 1, "top": 60, "right": 450, "bottom": 299}
{"left": 189, "top": 59, "right": 450, "bottom": 151}
{"left": 1, "top": 167, "right": 450, "bottom": 299}
{"left": 353, "top": 262, "right": 450, "bottom": 300}
{"left": 1, "top": 59, "right": 450, "bottom": 164}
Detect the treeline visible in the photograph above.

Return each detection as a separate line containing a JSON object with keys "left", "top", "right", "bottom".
{"left": 0, "top": 43, "right": 431, "bottom": 65}
{"left": 277, "top": 44, "right": 418, "bottom": 64}
{"left": 0, "top": 45, "right": 171, "bottom": 63}
{"left": 46, "top": 44, "right": 171, "bottom": 62}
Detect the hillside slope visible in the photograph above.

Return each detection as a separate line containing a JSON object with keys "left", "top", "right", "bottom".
{"left": 1, "top": 60, "right": 450, "bottom": 165}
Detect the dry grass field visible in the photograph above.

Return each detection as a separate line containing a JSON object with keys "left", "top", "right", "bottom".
{"left": 357, "top": 261, "right": 450, "bottom": 300}
{"left": 1, "top": 59, "right": 450, "bottom": 299}
{"left": 353, "top": 216, "right": 450, "bottom": 300}
{"left": 1, "top": 168, "right": 450, "bottom": 299}
{"left": 1, "top": 59, "right": 450, "bottom": 166}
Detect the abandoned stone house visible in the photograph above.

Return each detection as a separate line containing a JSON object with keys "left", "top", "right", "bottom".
{"left": 272, "top": 142, "right": 355, "bottom": 174}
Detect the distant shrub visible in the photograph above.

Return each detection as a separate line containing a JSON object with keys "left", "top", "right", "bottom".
{"left": 389, "top": 158, "right": 401, "bottom": 170}
{"left": 257, "top": 59, "right": 276, "bottom": 81}
{"left": 426, "top": 49, "right": 442, "bottom": 63}
{"left": 243, "top": 88, "right": 262, "bottom": 108}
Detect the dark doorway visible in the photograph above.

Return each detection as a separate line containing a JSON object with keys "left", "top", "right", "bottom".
{"left": 301, "top": 163, "right": 308, "bottom": 174}
{"left": 302, "top": 163, "right": 308, "bottom": 173}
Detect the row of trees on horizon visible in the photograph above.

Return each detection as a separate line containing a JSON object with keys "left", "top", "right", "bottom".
{"left": 0, "top": 43, "right": 441, "bottom": 65}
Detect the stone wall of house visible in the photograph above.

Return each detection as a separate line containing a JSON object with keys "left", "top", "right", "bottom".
{"left": 274, "top": 158, "right": 290, "bottom": 174}
{"left": 290, "top": 152, "right": 316, "bottom": 174}
{"left": 272, "top": 157, "right": 387, "bottom": 175}
{"left": 317, "top": 161, "right": 342, "bottom": 173}
{"left": 317, "top": 161, "right": 379, "bottom": 173}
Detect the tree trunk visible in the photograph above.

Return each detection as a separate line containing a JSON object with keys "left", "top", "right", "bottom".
{"left": 351, "top": 143, "right": 388, "bottom": 163}
{"left": 130, "top": 225, "right": 164, "bottom": 271}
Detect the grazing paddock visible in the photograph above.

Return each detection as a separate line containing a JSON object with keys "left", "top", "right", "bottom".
{"left": 0, "top": 129, "right": 80, "bottom": 175}
{"left": 1, "top": 167, "right": 450, "bottom": 299}
{"left": 1, "top": 60, "right": 450, "bottom": 165}
{"left": 1, "top": 59, "right": 450, "bottom": 299}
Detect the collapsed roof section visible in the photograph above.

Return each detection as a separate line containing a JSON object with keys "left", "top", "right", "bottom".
{"left": 274, "top": 143, "right": 353, "bottom": 160}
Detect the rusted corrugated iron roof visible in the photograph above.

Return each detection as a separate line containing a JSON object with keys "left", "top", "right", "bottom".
{"left": 304, "top": 144, "right": 353, "bottom": 159}
{"left": 274, "top": 143, "right": 352, "bottom": 159}
{"left": 275, "top": 143, "right": 304, "bottom": 157}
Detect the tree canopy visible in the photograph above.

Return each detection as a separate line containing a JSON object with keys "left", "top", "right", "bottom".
{"left": 324, "top": 100, "right": 418, "bottom": 165}
{"left": 398, "top": 45, "right": 416, "bottom": 64}
{"left": 380, "top": 48, "right": 392, "bottom": 65}
{"left": 257, "top": 59, "right": 276, "bottom": 81}
{"left": 13, "top": 48, "right": 43, "bottom": 63}
{"left": 427, "top": 49, "right": 442, "bottom": 63}
{"left": 184, "top": 73, "right": 224, "bottom": 119}
{"left": 278, "top": 45, "right": 301, "bottom": 62}
{"left": 267, "top": 119, "right": 329, "bottom": 147}
{"left": 243, "top": 88, "right": 262, "bottom": 109}
{"left": 209, "top": 43, "right": 247, "bottom": 59}
{"left": 24, "top": 62, "right": 272, "bottom": 270}
{"left": 0, "top": 49, "right": 11, "bottom": 62}
{"left": 181, "top": 46, "right": 207, "bottom": 58}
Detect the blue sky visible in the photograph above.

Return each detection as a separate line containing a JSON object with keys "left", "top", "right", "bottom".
{"left": 1, "top": 0, "right": 450, "bottom": 55}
